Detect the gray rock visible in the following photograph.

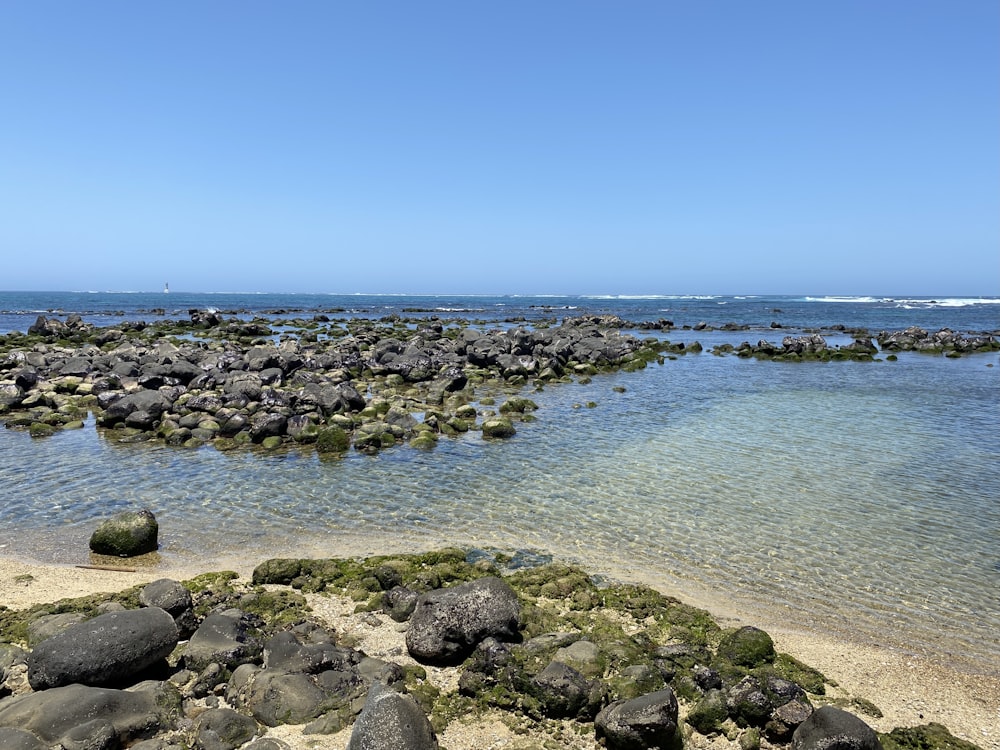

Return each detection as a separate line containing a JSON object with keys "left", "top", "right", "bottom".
{"left": 346, "top": 682, "right": 437, "bottom": 750}
{"left": 89, "top": 508, "right": 159, "bottom": 556}
{"left": 183, "top": 611, "right": 263, "bottom": 672}
{"left": 0, "top": 383, "right": 23, "bottom": 409}
{"left": 792, "top": 705, "right": 882, "bottom": 750}
{"left": 234, "top": 667, "right": 366, "bottom": 727}
{"left": 529, "top": 660, "right": 605, "bottom": 720}
{"left": 767, "top": 699, "right": 814, "bottom": 742}
{"left": 223, "top": 372, "right": 263, "bottom": 401}
{"left": 727, "top": 675, "right": 773, "bottom": 727}
{"left": 263, "top": 627, "right": 359, "bottom": 674}
{"left": 26, "top": 612, "right": 87, "bottom": 647}
{"left": 27, "top": 607, "right": 178, "bottom": 690}
{"left": 194, "top": 707, "right": 259, "bottom": 750}
{"left": 244, "top": 740, "right": 292, "bottom": 750}
{"left": 595, "top": 688, "right": 680, "bottom": 750}
{"left": 405, "top": 577, "right": 521, "bottom": 665}
{"left": 0, "top": 727, "right": 46, "bottom": 750}
{"left": 382, "top": 586, "right": 418, "bottom": 622}
{"left": 0, "top": 682, "right": 177, "bottom": 747}
{"left": 99, "top": 389, "right": 173, "bottom": 426}
{"left": 139, "top": 579, "right": 192, "bottom": 616}
{"left": 139, "top": 579, "right": 197, "bottom": 636}
{"left": 250, "top": 412, "right": 287, "bottom": 442}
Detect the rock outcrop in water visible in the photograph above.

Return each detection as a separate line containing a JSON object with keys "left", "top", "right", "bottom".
{"left": 0, "top": 549, "right": 980, "bottom": 749}
{"left": 0, "top": 314, "right": 675, "bottom": 452}
{"left": 1, "top": 313, "right": 996, "bottom": 452}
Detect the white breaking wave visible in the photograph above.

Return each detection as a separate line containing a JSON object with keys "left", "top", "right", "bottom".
{"left": 803, "top": 296, "right": 884, "bottom": 303}
{"left": 804, "top": 295, "right": 999, "bottom": 307}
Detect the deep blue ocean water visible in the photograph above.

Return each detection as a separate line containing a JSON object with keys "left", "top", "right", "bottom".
{"left": 1, "top": 291, "right": 998, "bottom": 671}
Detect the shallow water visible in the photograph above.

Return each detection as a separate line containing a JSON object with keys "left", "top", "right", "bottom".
{"left": 2, "top": 345, "right": 998, "bottom": 672}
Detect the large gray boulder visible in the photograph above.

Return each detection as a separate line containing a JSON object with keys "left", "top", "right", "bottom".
{"left": 405, "top": 577, "right": 521, "bottom": 665}
{"left": 346, "top": 682, "right": 437, "bottom": 750}
{"left": 792, "top": 705, "right": 882, "bottom": 750}
{"left": 0, "top": 682, "right": 177, "bottom": 747}
{"left": 89, "top": 508, "right": 159, "bottom": 556}
{"left": 595, "top": 688, "right": 680, "bottom": 749}
{"left": 27, "top": 607, "right": 178, "bottom": 690}
{"left": 0, "top": 728, "right": 46, "bottom": 750}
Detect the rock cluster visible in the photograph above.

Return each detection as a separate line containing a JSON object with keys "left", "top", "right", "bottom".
{"left": 875, "top": 326, "right": 998, "bottom": 355}
{"left": 0, "top": 549, "right": 981, "bottom": 749}
{"left": 0, "top": 314, "right": 671, "bottom": 451}
{"left": 711, "top": 329, "right": 997, "bottom": 360}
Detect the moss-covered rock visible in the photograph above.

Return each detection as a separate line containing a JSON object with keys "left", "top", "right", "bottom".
{"left": 717, "top": 626, "right": 776, "bottom": 667}
{"left": 482, "top": 417, "right": 516, "bottom": 439}
{"left": 499, "top": 397, "right": 538, "bottom": 415}
{"left": 686, "top": 689, "right": 729, "bottom": 734}
{"left": 88, "top": 508, "right": 159, "bottom": 557}
{"left": 315, "top": 425, "right": 350, "bottom": 454}
{"left": 879, "top": 723, "right": 984, "bottom": 750}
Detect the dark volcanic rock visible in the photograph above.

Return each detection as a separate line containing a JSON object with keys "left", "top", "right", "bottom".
{"left": 0, "top": 682, "right": 177, "bottom": 746}
{"left": 346, "top": 682, "right": 438, "bottom": 750}
{"left": 529, "top": 660, "right": 605, "bottom": 719}
{"left": 0, "top": 727, "right": 46, "bottom": 750}
{"left": 727, "top": 675, "right": 773, "bottom": 727}
{"left": 194, "top": 707, "right": 259, "bottom": 750}
{"left": 98, "top": 390, "right": 173, "bottom": 427}
{"left": 89, "top": 508, "right": 159, "bottom": 556}
{"left": 595, "top": 688, "right": 680, "bottom": 750}
{"left": 405, "top": 577, "right": 521, "bottom": 665}
{"left": 27, "top": 607, "right": 178, "bottom": 690}
{"left": 183, "top": 610, "right": 263, "bottom": 671}
{"left": 792, "top": 705, "right": 882, "bottom": 750}
{"left": 139, "top": 578, "right": 196, "bottom": 637}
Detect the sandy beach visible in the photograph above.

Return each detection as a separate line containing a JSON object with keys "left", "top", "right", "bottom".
{"left": 1, "top": 555, "right": 997, "bottom": 750}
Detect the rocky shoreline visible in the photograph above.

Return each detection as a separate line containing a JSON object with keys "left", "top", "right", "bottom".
{"left": 0, "top": 549, "right": 985, "bottom": 749}
{"left": 1, "top": 311, "right": 996, "bottom": 453}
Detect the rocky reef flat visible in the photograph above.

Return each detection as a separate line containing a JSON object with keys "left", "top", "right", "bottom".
{"left": 1, "top": 310, "right": 995, "bottom": 452}
{"left": 0, "top": 549, "right": 995, "bottom": 750}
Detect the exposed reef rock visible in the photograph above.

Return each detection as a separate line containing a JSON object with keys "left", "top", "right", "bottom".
{"left": 0, "top": 549, "right": 982, "bottom": 749}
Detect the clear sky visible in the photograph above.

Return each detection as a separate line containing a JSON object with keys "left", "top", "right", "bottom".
{"left": 1, "top": 1, "right": 997, "bottom": 295}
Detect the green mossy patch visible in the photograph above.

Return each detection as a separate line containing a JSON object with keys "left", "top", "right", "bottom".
{"left": 880, "top": 723, "right": 984, "bottom": 750}
{"left": 0, "top": 586, "right": 144, "bottom": 646}
{"left": 768, "top": 652, "right": 827, "bottom": 695}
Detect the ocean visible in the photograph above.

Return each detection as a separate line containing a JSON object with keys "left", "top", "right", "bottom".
{"left": 1, "top": 291, "right": 998, "bottom": 672}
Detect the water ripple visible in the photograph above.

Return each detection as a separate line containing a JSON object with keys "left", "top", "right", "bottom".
{"left": 2, "top": 354, "right": 998, "bottom": 670}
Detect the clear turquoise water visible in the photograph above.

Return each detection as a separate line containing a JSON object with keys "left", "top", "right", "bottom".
{"left": 1, "top": 293, "right": 998, "bottom": 671}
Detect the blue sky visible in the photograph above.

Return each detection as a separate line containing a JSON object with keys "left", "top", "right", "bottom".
{"left": 1, "top": 2, "right": 997, "bottom": 295}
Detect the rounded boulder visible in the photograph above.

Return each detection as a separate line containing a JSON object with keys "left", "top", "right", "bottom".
{"left": 27, "top": 607, "right": 178, "bottom": 690}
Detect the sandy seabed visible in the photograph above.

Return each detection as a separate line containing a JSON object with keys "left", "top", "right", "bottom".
{"left": 1, "top": 557, "right": 997, "bottom": 750}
